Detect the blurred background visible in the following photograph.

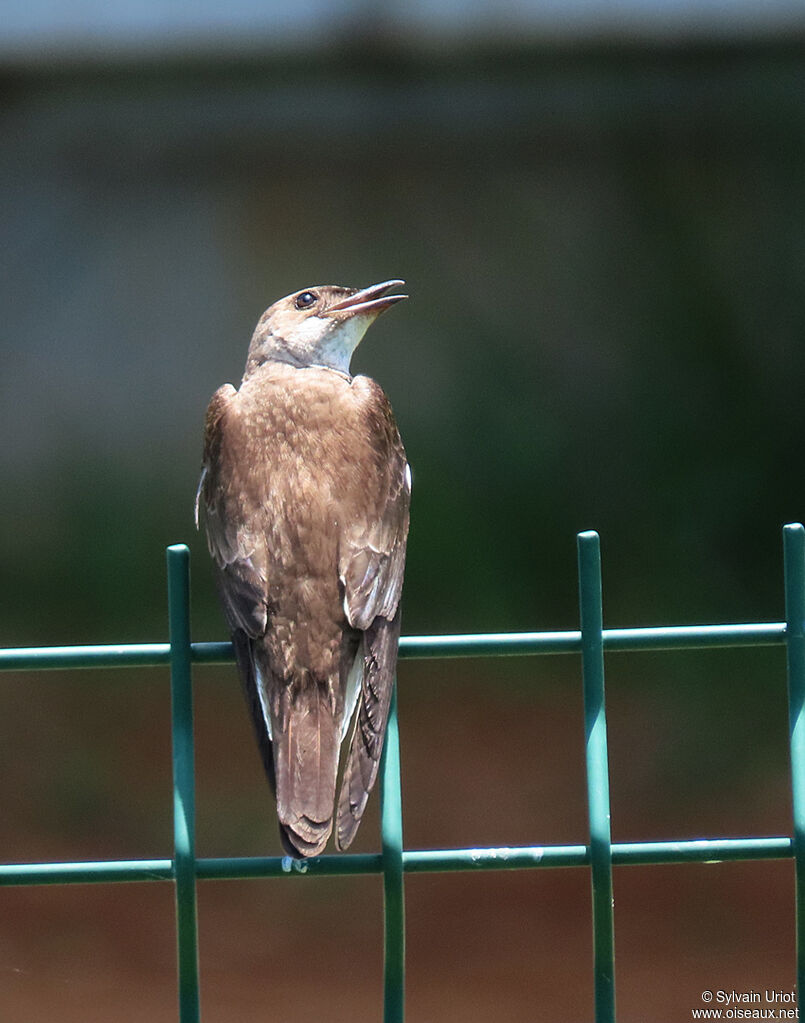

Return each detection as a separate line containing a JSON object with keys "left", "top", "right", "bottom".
{"left": 2, "top": 0, "right": 805, "bottom": 1019}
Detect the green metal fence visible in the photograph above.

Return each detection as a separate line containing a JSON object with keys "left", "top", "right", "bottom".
{"left": 2, "top": 524, "right": 805, "bottom": 1022}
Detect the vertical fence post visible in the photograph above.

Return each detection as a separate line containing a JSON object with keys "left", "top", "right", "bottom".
{"left": 381, "top": 683, "right": 405, "bottom": 1023}
{"left": 577, "top": 531, "right": 616, "bottom": 1023}
{"left": 784, "top": 523, "right": 805, "bottom": 997}
{"left": 167, "top": 544, "right": 201, "bottom": 1023}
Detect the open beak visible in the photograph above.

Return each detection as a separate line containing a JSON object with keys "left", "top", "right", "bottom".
{"left": 328, "top": 279, "right": 408, "bottom": 317}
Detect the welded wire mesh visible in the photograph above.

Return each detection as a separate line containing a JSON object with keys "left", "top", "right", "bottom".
{"left": 2, "top": 525, "right": 804, "bottom": 1022}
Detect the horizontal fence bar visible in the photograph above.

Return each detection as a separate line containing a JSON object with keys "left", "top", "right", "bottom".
{"left": 407, "top": 623, "right": 789, "bottom": 658}
{"left": 0, "top": 644, "right": 174, "bottom": 671}
{"left": 0, "top": 622, "right": 788, "bottom": 672}
{"left": 598, "top": 622, "right": 786, "bottom": 652}
{"left": 0, "top": 859, "right": 175, "bottom": 885}
{"left": 0, "top": 837, "right": 793, "bottom": 887}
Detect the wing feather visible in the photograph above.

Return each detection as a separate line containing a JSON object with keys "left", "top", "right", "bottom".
{"left": 339, "top": 380, "right": 411, "bottom": 631}
{"left": 197, "top": 384, "right": 278, "bottom": 807}
{"left": 336, "top": 380, "right": 411, "bottom": 849}
{"left": 336, "top": 611, "right": 402, "bottom": 850}
{"left": 197, "top": 383, "right": 268, "bottom": 638}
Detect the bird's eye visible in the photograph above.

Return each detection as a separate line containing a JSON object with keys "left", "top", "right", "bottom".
{"left": 295, "top": 291, "right": 318, "bottom": 310}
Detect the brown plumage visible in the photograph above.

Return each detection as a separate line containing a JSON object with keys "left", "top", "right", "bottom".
{"left": 196, "top": 281, "right": 410, "bottom": 856}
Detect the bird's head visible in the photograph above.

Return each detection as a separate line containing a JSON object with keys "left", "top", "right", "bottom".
{"left": 245, "top": 280, "right": 408, "bottom": 377}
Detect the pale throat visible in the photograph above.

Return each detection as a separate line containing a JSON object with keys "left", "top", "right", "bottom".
{"left": 291, "top": 315, "right": 369, "bottom": 374}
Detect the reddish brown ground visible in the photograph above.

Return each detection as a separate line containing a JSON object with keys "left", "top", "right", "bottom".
{"left": 0, "top": 652, "right": 795, "bottom": 1021}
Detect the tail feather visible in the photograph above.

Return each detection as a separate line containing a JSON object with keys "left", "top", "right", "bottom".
{"left": 271, "top": 675, "right": 339, "bottom": 858}
{"left": 235, "top": 617, "right": 399, "bottom": 857}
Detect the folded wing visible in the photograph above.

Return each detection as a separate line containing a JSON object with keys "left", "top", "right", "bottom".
{"left": 336, "top": 382, "right": 411, "bottom": 850}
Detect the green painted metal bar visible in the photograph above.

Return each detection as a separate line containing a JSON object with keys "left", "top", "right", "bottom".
{"left": 0, "top": 835, "right": 795, "bottom": 889}
{"left": 2, "top": 530, "right": 804, "bottom": 1022}
{"left": 190, "top": 641, "right": 236, "bottom": 664}
{"left": 577, "top": 531, "right": 616, "bottom": 1023}
{"left": 167, "top": 544, "right": 201, "bottom": 1023}
{"left": 784, "top": 523, "right": 805, "bottom": 999}
{"left": 598, "top": 622, "right": 785, "bottom": 651}
{"left": 399, "top": 623, "right": 786, "bottom": 658}
{"left": 0, "top": 859, "right": 175, "bottom": 885}
{"left": 381, "top": 684, "right": 406, "bottom": 1023}
{"left": 611, "top": 836, "right": 793, "bottom": 865}
{"left": 400, "top": 632, "right": 580, "bottom": 657}
{"left": 0, "top": 622, "right": 788, "bottom": 674}
{"left": 403, "top": 836, "right": 795, "bottom": 870}
{"left": 0, "top": 643, "right": 173, "bottom": 670}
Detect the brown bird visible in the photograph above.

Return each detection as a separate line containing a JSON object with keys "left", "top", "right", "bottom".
{"left": 195, "top": 280, "right": 410, "bottom": 857}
